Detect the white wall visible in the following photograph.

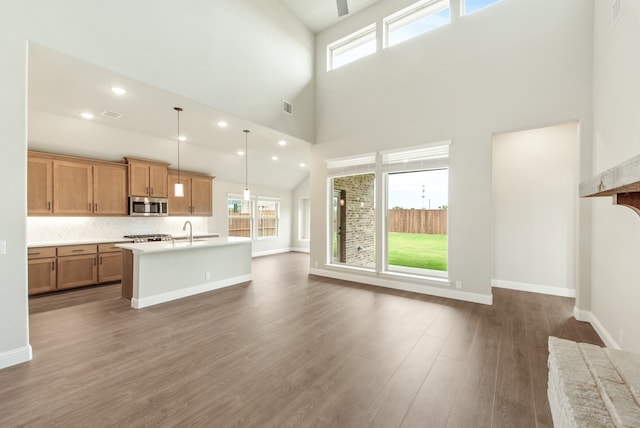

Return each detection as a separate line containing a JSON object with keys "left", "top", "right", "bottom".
{"left": 492, "top": 123, "right": 579, "bottom": 297}
{"left": 0, "top": 0, "right": 313, "bottom": 368}
{"left": 310, "top": 0, "right": 594, "bottom": 300}
{"left": 209, "top": 180, "right": 294, "bottom": 256}
{"left": 588, "top": 1, "right": 640, "bottom": 352}
{"left": 291, "top": 176, "right": 311, "bottom": 252}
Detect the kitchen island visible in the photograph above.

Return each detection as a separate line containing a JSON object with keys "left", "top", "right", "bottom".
{"left": 117, "top": 237, "right": 251, "bottom": 309}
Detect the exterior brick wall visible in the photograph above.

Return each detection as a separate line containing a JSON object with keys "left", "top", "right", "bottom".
{"left": 334, "top": 174, "right": 375, "bottom": 267}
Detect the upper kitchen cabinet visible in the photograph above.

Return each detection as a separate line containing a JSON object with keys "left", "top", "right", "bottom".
{"left": 93, "top": 164, "right": 127, "bottom": 215}
{"left": 168, "top": 170, "right": 214, "bottom": 216}
{"left": 27, "top": 154, "right": 53, "bottom": 214}
{"left": 53, "top": 159, "right": 93, "bottom": 214}
{"left": 125, "top": 157, "right": 169, "bottom": 198}
{"left": 28, "top": 151, "right": 128, "bottom": 216}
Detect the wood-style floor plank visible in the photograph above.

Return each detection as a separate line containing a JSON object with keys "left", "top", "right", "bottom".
{"left": 0, "top": 253, "right": 604, "bottom": 427}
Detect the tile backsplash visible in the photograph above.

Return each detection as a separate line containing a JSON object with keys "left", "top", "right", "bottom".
{"left": 28, "top": 216, "right": 210, "bottom": 244}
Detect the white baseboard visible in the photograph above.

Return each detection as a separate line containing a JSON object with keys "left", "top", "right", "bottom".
{"left": 252, "top": 248, "right": 291, "bottom": 258}
{"left": 309, "top": 267, "right": 492, "bottom": 305}
{"left": 132, "top": 274, "right": 252, "bottom": 309}
{"left": 0, "top": 345, "right": 32, "bottom": 370}
{"left": 290, "top": 247, "right": 310, "bottom": 253}
{"left": 573, "top": 307, "right": 621, "bottom": 350}
{"left": 492, "top": 279, "right": 576, "bottom": 298}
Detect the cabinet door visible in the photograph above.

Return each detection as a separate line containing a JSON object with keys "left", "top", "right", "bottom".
{"left": 53, "top": 160, "right": 93, "bottom": 214}
{"left": 94, "top": 164, "right": 127, "bottom": 215}
{"left": 168, "top": 174, "right": 192, "bottom": 215}
{"left": 57, "top": 254, "right": 98, "bottom": 289}
{"left": 149, "top": 165, "right": 168, "bottom": 197}
{"left": 28, "top": 157, "right": 53, "bottom": 215}
{"left": 128, "top": 162, "right": 150, "bottom": 197}
{"left": 98, "top": 251, "right": 122, "bottom": 283}
{"left": 191, "top": 177, "right": 213, "bottom": 216}
{"left": 28, "top": 257, "right": 56, "bottom": 295}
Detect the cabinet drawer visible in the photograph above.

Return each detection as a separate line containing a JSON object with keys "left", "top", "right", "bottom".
{"left": 98, "top": 243, "right": 122, "bottom": 253}
{"left": 57, "top": 244, "right": 98, "bottom": 257}
{"left": 28, "top": 247, "right": 57, "bottom": 259}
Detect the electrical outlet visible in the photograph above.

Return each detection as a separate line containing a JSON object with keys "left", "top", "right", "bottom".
{"left": 455, "top": 280, "right": 462, "bottom": 289}
{"left": 618, "top": 330, "right": 624, "bottom": 347}
{"left": 205, "top": 272, "right": 211, "bottom": 280}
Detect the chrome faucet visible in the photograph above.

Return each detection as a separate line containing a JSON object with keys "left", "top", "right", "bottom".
{"left": 183, "top": 220, "right": 193, "bottom": 244}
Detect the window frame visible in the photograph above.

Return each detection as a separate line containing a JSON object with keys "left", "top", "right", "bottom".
{"left": 462, "top": 0, "right": 501, "bottom": 16}
{"left": 383, "top": 0, "right": 450, "bottom": 49}
{"left": 227, "top": 194, "right": 253, "bottom": 239}
{"left": 327, "top": 23, "right": 377, "bottom": 71}
{"left": 256, "top": 198, "right": 280, "bottom": 239}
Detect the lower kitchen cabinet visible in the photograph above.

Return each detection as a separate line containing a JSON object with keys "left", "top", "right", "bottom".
{"left": 27, "top": 242, "right": 126, "bottom": 295}
{"left": 28, "top": 247, "right": 57, "bottom": 295}
{"left": 57, "top": 252, "right": 98, "bottom": 290}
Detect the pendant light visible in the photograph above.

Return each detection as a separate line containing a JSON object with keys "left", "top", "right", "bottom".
{"left": 174, "top": 107, "right": 184, "bottom": 198}
{"left": 243, "top": 129, "right": 250, "bottom": 201}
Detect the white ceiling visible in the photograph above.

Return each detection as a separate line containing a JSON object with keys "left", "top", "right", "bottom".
{"left": 279, "top": 0, "right": 383, "bottom": 33}
{"left": 28, "top": 44, "right": 311, "bottom": 191}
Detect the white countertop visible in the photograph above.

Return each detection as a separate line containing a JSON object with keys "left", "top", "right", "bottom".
{"left": 116, "top": 237, "right": 251, "bottom": 254}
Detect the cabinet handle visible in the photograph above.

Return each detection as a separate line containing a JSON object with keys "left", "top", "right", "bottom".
{"left": 94, "top": 257, "right": 97, "bottom": 266}
{"left": 51, "top": 261, "right": 55, "bottom": 271}
{"left": 151, "top": 187, "right": 154, "bottom": 195}
{"left": 100, "top": 256, "right": 103, "bottom": 265}
{"left": 47, "top": 201, "right": 51, "bottom": 211}
{"left": 88, "top": 203, "right": 92, "bottom": 211}
{"left": 146, "top": 187, "right": 149, "bottom": 194}
{"left": 31, "top": 252, "right": 40, "bottom": 256}
{"left": 95, "top": 203, "right": 98, "bottom": 212}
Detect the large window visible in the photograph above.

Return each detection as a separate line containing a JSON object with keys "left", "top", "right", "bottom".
{"left": 327, "top": 24, "right": 377, "bottom": 71}
{"left": 257, "top": 198, "right": 279, "bottom": 238}
{"left": 383, "top": 0, "right": 450, "bottom": 48}
{"left": 326, "top": 143, "right": 449, "bottom": 279}
{"left": 228, "top": 196, "right": 252, "bottom": 238}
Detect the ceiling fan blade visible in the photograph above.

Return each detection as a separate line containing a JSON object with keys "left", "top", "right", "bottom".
{"left": 337, "top": 0, "right": 349, "bottom": 17}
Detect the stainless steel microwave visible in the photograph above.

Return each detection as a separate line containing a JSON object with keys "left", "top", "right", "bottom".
{"left": 129, "top": 197, "right": 168, "bottom": 216}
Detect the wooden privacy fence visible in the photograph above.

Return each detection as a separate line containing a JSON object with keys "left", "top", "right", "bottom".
{"left": 388, "top": 209, "right": 448, "bottom": 234}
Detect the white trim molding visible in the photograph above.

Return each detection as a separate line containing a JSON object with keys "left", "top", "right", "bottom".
{"left": 492, "top": 279, "right": 576, "bottom": 298}
{"left": 251, "top": 248, "right": 291, "bottom": 258}
{"left": 0, "top": 345, "right": 32, "bottom": 370}
{"left": 290, "top": 247, "right": 310, "bottom": 253}
{"left": 132, "top": 274, "right": 252, "bottom": 309}
{"left": 310, "top": 267, "right": 492, "bottom": 305}
{"left": 573, "top": 307, "right": 621, "bottom": 350}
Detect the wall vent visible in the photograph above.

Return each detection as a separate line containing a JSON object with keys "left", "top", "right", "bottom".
{"left": 99, "top": 109, "right": 122, "bottom": 119}
{"left": 612, "top": 0, "right": 622, "bottom": 28}
{"left": 282, "top": 99, "right": 293, "bottom": 115}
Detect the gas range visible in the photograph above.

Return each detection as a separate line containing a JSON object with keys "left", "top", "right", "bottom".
{"left": 123, "top": 234, "right": 173, "bottom": 243}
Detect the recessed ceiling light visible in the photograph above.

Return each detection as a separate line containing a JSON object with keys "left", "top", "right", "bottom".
{"left": 178, "top": 135, "right": 186, "bottom": 142}
{"left": 217, "top": 121, "right": 228, "bottom": 128}
{"left": 278, "top": 140, "right": 287, "bottom": 146}
{"left": 300, "top": 163, "right": 306, "bottom": 167}
{"left": 272, "top": 156, "right": 278, "bottom": 161}
{"left": 111, "top": 87, "right": 127, "bottom": 95}
{"left": 80, "top": 112, "right": 94, "bottom": 119}
{"left": 237, "top": 150, "right": 245, "bottom": 156}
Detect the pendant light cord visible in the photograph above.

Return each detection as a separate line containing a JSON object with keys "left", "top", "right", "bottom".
{"left": 244, "top": 130, "right": 250, "bottom": 192}
{"left": 174, "top": 107, "right": 183, "bottom": 183}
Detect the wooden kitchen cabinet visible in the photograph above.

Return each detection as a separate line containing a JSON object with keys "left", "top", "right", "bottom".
{"left": 98, "top": 243, "right": 123, "bottom": 283}
{"left": 57, "top": 245, "right": 98, "bottom": 290}
{"left": 53, "top": 160, "right": 93, "bottom": 215}
{"left": 27, "top": 247, "right": 57, "bottom": 294}
{"left": 168, "top": 170, "right": 214, "bottom": 216}
{"left": 93, "top": 164, "right": 127, "bottom": 215}
{"left": 125, "top": 157, "right": 169, "bottom": 198}
{"left": 27, "top": 156, "right": 53, "bottom": 215}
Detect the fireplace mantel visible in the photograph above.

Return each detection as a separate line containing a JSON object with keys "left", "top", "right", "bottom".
{"left": 579, "top": 153, "right": 640, "bottom": 216}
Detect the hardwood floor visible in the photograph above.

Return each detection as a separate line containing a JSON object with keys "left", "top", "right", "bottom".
{"left": 1, "top": 252, "right": 602, "bottom": 427}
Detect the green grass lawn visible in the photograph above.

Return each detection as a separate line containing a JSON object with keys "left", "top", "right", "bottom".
{"left": 388, "top": 232, "right": 447, "bottom": 271}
